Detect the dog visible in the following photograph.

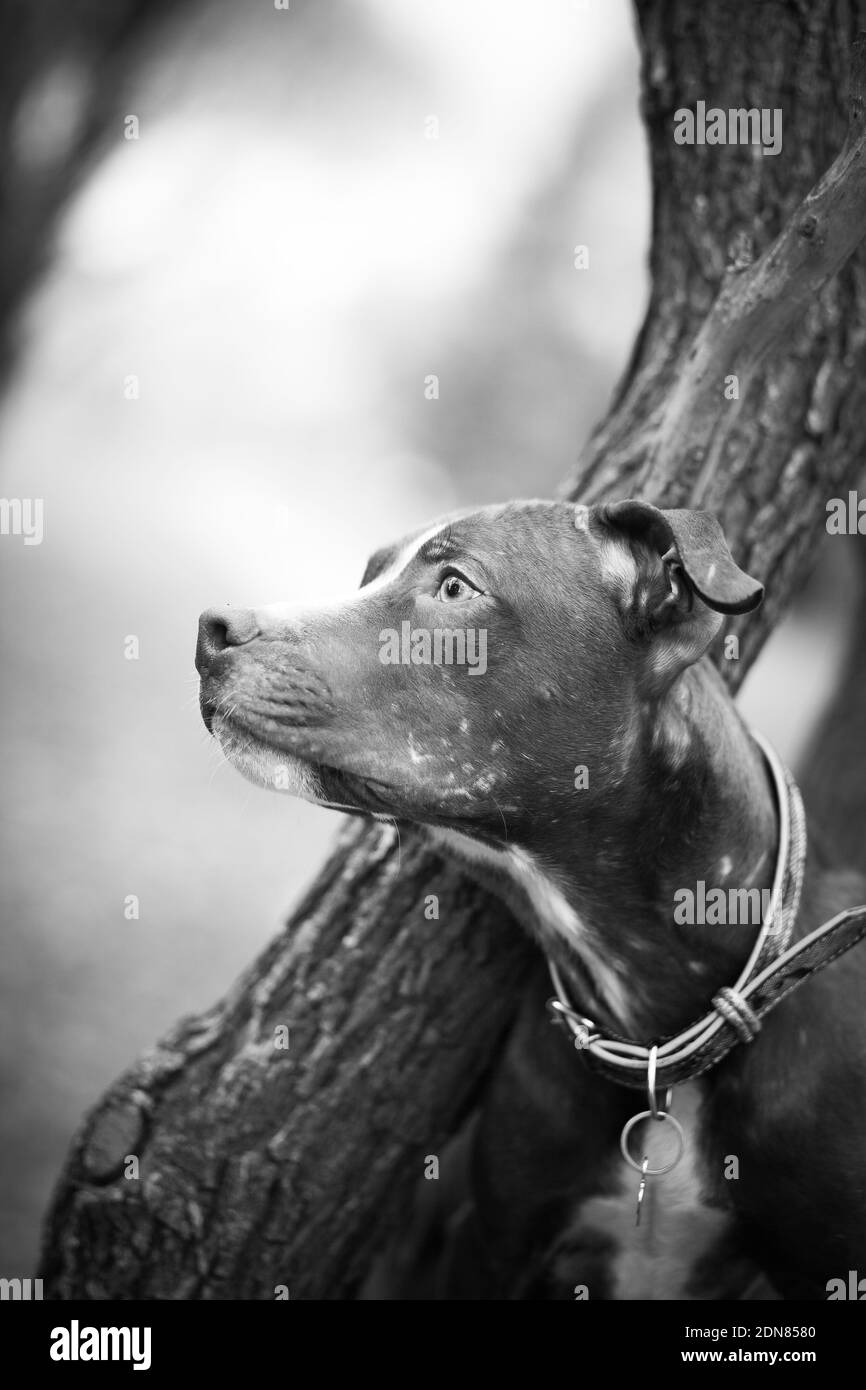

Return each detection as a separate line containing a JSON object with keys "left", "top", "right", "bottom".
{"left": 195, "top": 498, "right": 866, "bottom": 1299}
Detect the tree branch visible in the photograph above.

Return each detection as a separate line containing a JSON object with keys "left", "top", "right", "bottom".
{"left": 649, "top": 32, "right": 866, "bottom": 502}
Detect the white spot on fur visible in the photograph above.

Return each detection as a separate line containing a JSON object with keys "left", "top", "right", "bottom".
{"left": 598, "top": 536, "right": 638, "bottom": 600}
{"left": 556, "top": 1084, "right": 735, "bottom": 1299}
{"left": 428, "top": 826, "right": 631, "bottom": 1028}
{"left": 407, "top": 732, "right": 430, "bottom": 766}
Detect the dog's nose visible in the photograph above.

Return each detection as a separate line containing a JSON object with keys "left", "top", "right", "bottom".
{"left": 196, "top": 606, "right": 260, "bottom": 672}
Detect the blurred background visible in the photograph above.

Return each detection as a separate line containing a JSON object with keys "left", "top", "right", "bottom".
{"left": 0, "top": 0, "right": 856, "bottom": 1275}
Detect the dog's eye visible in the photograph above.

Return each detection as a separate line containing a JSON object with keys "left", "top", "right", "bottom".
{"left": 436, "top": 572, "right": 477, "bottom": 602}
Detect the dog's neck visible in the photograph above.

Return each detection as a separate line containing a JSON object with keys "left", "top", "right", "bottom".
{"left": 539, "top": 660, "right": 778, "bottom": 1037}
{"left": 435, "top": 661, "right": 779, "bottom": 1040}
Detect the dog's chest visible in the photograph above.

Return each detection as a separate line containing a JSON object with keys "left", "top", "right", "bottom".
{"left": 547, "top": 1083, "right": 735, "bottom": 1300}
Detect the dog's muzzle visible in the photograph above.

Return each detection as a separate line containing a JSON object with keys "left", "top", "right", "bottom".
{"left": 196, "top": 605, "right": 262, "bottom": 730}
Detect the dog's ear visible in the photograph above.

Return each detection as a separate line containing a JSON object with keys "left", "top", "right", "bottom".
{"left": 591, "top": 498, "right": 763, "bottom": 679}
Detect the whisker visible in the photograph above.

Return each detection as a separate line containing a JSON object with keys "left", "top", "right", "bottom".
{"left": 491, "top": 795, "right": 509, "bottom": 841}
{"left": 389, "top": 816, "right": 403, "bottom": 872}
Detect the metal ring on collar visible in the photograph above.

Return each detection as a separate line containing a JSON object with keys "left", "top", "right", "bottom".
{"left": 620, "top": 1109, "right": 685, "bottom": 1176}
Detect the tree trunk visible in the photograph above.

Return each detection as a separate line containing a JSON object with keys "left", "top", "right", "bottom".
{"left": 799, "top": 535, "right": 866, "bottom": 875}
{"left": 41, "top": 0, "right": 866, "bottom": 1299}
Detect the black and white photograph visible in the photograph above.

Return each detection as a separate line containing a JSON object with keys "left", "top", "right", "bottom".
{"left": 1, "top": 0, "right": 865, "bottom": 1359}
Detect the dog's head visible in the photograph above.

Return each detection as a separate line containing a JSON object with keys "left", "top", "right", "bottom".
{"left": 195, "top": 499, "right": 762, "bottom": 845}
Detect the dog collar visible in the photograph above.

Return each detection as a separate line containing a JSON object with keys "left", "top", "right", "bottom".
{"left": 547, "top": 730, "right": 866, "bottom": 1092}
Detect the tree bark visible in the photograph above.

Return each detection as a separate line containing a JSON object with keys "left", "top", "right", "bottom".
{"left": 41, "top": 0, "right": 866, "bottom": 1299}
{"left": 799, "top": 534, "right": 866, "bottom": 875}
